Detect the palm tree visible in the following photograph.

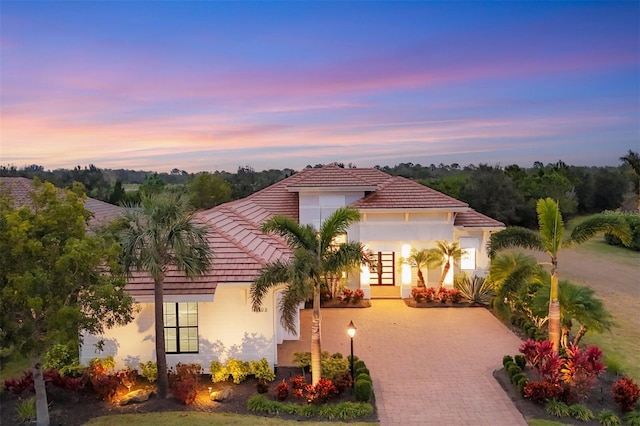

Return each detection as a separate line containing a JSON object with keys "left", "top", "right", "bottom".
{"left": 620, "top": 150, "right": 640, "bottom": 210}
{"left": 531, "top": 278, "right": 615, "bottom": 347}
{"left": 120, "top": 192, "right": 212, "bottom": 398}
{"left": 489, "top": 197, "right": 630, "bottom": 352}
{"left": 428, "top": 241, "right": 464, "bottom": 288}
{"left": 404, "top": 248, "right": 439, "bottom": 287}
{"left": 250, "top": 207, "right": 369, "bottom": 385}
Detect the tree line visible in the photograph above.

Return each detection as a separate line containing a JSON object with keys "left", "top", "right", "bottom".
{"left": 2, "top": 151, "right": 638, "bottom": 228}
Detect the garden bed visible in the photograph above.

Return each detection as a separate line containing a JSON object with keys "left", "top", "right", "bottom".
{"left": 403, "top": 299, "right": 485, "bottom": 308}
{"left": 495, "top": 367, "right": 626, "bottom": 425}
{"left": 0, "top": 367, "right": 377, "bottom": 425}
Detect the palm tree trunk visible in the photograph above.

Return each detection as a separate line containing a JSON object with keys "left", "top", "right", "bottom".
{"left": 573, "top": 326, "right": 587, "bottom": 346}
{"left": 154, "top": 276, "right": 169, "bottom": 398}
{"left": 560, "top": 324, "right": 570, "bottom": 349}
{"left": 310, "top": 288, "right": 322, "bottom": 386}
{"left": 438, "top": 259, "right": 450, "bottom": 288}
{"left": 548, "top": 268, "right": 561, "bottom": 353}
{"left": 417, "top": 269, "right": 425, "bottom": 287}
{"left": 33, "top": 360, "right": 50, "bottom": 426}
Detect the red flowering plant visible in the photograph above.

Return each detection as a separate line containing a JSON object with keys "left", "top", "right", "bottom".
{"left": 560, "top": 344, "right": 606, "bottom": 401}
{"left": 341, "top": 288, "right": 354, "bottom": 303}
{"left": 351, "top": 289, "right": 365, "bottom": 303}
{"left": 612, "top": 376, "right": 640, "bottom": 412}
{"left": 519, "top": 339, "right": 563, "bottom": 384}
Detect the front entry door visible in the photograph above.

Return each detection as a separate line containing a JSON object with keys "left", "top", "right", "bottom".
{"left": 374, "top": 251, "right": 395, "bottom": 285}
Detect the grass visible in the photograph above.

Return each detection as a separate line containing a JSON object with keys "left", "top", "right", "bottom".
{"left": 527, "top": 420, "right": 571, "bottom": 426}
{"left": 82, "top": 412, "right": 378, "bottom": 425}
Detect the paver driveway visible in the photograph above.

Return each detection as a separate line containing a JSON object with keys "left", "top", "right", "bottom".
{"left": 278, "top": 300, "right": 527, "bottom": 426}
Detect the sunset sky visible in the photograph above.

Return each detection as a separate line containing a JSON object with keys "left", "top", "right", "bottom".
{"left": 1, "top": 1, "right": 638, "bottom": 173}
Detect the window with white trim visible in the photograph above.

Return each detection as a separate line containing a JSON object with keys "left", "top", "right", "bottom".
{"left": 163, "top": 302, "right": 198, "bottom": 353}
{"left": 460, "top": 248, "right": 476, "bottom": 270}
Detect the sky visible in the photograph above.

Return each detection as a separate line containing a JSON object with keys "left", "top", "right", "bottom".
{"left": 1, "top": 1, "right": 638, "bottom": 173}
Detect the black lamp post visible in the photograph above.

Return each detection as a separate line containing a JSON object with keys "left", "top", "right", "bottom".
{"left": 347, "top": 320, "right": 356, "bottom": 387}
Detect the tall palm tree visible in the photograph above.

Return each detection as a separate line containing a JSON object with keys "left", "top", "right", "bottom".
{"left": 250, "top": 207, "right": 369, "bottom": 385}
{"left": 489, "top": 197, "right": 630, "bottom": 352}
{"left": 428, "top": 241, "right": 464, "bottom": 288}
{"left": 120, "top": 192, "right": 212, "bottom": 398}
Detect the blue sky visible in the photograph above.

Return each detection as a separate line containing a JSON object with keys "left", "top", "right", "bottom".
{"left": 1, "top": 1, "right": 638, "bottom": 173}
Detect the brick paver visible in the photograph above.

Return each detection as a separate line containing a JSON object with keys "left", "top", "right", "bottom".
{"left": 278, "top": 300, "right": 526, "bottom": 425}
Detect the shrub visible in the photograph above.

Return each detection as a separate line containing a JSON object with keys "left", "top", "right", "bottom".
{"left": 91, "top": 373, "right": 119, "bottom": 401}
{"left": 3, "top": 371, "right": 34, "bottom": 395}
{"left": 290, "top": 375, "right": 306, "bottom": 399}
{"left": 598, "top": 409, "right": 621, "bottom": 426}
{"left": 168, "top": 363, "right": 201, "bottom": 405}
{"left": 293, "top": 352, "right": 312, "bottom": 369}
{"left": 449, "top": 289, "right": 463, "bottom": 303}
{"left": 116, "top": 367, "right": 138, "bottom": 389}
{"left": 523, "top": 381, "right": 563, "bottom": 404}
{"left": 411, "top": 287, "right": 435, "bottom": 303}
{"left": 519, "top": 339, "right": 563, "bottom": 383}
{"left": 454, "top": 275, "right": 495, "bottom": 305}
{"left": 517, "top": 376, "right": 529, "bottom": 396}
{"left": 305, "top": 378, "right": 339, "bottom": 404}
{"left": 250, "top": 358, "right": 276, "bottom": 382}
{"left": 511, "top": 372, "right": 527, "bottom": 386}
{"left": 210, "top": 361, "right": 229, "bottom": 383}
{"left": 87, "top": 356, "right": 115, "bottom": 376}
{"left": 332, "top": 371, "right": 353, "bottom": 393}
{"left": 43, "top": 343, "right": 83, "bottom": 376}
{"left": 624, "top": 411, "right": 640, "bottom": 426}
{"left": 353, "top": 360, "right": 366, "bottom": 371}
{"left": 274, "top": 380, "right": 290, "bottom": 401}
{"left": 351, "top": 289, "right": 364, "bottom": 303}
{"left": 507, "top": 364, "right": 522, "bottom": 378}
{"left": 355, "top": 367, "right": 370, "bottom": 377}
{"left": 321, "top": 353, "right": 349, "bottom": 380}
{"left": 545, "top": 399, "right": 570, "bottom": 417}
{"left": 355, "top": 373, "right": 372, "bottom": 383}
{"left": 139, "top": 361, "right": 157, "bottom": 383}
{"left": 341, "top": 288, "right": 353, "bottom": 302}
{"left": 612, "top": 376, "right": 640, "bottom": 412}
{"left": 354, "top": 379, "right": 373, "bottom": 402}
{"left": 569, "top": 404, "right": 594, "bottom": 421}
{"left": 561, "top": 344, "right": 606, "bottom": 401}
{"left": 604, "top": 211, "right": 640, "bottom": 251}
{"left": 226, "top": 358, "right": 250, "bottom": 384}
{"left": 514, "top": 355, "right": 526, "bottom": 370}
{"left": 502, "top": 355, "right": 514, "bottom": 367}
{"left": 15, "top": 397, "right": 36, "bottom": 423}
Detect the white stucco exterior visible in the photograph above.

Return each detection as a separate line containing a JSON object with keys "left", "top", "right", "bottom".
{"left": 80, "top": 284, "right": 292, "bottom": 372}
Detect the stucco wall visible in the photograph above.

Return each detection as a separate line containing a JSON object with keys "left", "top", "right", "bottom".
{"left": 80, "top": 284, "right": 281, "bottom": 373}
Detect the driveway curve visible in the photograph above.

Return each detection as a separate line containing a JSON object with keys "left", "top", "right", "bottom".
{"left": 278, "top": 300, "right": 526, "bottom": 426}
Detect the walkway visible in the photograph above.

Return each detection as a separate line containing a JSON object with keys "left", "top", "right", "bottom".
{"left": 278, "top": 300, "right": 526, "bottom": 426}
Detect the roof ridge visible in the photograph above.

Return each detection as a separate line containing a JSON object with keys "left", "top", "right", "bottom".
{"left": 395, "top": 176, "right": 470, "bottom": 207}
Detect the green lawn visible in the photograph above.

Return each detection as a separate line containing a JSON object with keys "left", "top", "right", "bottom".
{"left": 83, "top": 412, "right": 377, "bottom": 426}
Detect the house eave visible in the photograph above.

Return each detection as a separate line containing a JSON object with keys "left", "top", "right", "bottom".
{"left": 356, "top": 207, "right": 469, "bottom": 214}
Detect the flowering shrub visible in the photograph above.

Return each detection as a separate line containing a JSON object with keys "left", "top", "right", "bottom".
{"left": 332, "top": 371, "right": 353, "bottom": 393}
{"left": 411, "top": 287, "right": 435, "bottom": 303}
{"left": 3, "top": 371, "right": 34, "bottom": 395}
{"left": 351, "top": 289, "right": 365, "bottom": 303}
{"left": 523, "top": 381, "right": 564, "bottom": 403}
{"left": 437, "top": 288, "right": 462, "bottom": 303}
{"left": 519, "top": 339, "right": 563, "bottom": 384}
{"left": 274, "top": 380, "right": 290, "bottom": 401}
{"left": 305, "top": 378, "right": 338, "bottom": 404}
{"left": 561, "top": 345, "right": 606, "bottom": 401}
{"left": 168, "top": 363, "right": 201, "bottom": 405}
{"left": 612, "top": 376, "right": 640, "bottom": 412}
{"left": 290, "top": 375, "right": 306, "bottom": 399}
{"left": 341, "top": 288, "right": 354, "bottom": 302}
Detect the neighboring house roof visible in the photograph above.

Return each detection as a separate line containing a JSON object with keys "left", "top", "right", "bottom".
{"left": 286, "top": 164, "right": 380, "bottom": 190}
{"left": 0, "top": 177, "right": 123, "bottom": 227}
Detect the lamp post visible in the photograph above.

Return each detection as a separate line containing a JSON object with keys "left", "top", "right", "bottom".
{"left": 347, "top": 320, "right": 356, "bottom": 387}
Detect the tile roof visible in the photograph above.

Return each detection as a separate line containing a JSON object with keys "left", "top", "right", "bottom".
{"left": 351, "top": 176, "right": 469, "bottom": 210}
{"left": 454, "top": 209, "right": 505, "bottom": 228}
{"left": 286, "top": 164, "right": 380, "bottom": 189}
{"left": 0, "top": 177, "right": 123, "bottom": 227}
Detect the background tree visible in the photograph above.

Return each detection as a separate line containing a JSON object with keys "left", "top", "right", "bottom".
{"left": 620, "top": 150, "right": 640, "bottom": 211}
{"left": 119, "top": 192, "right": 212, "bottom": 398}
{"left": 489, "top": 197, "right": 630, "bottom": 352}
{"left": 187, "top": 172, "right": 232, "bottom": 210}
{"left": 250, "top": 207, "right": 369, "bottom": 385}
{"left": 0, "top": 180, "right": 135, "bottom": 426}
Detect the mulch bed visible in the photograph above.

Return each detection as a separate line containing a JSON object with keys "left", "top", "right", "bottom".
{"left": 0, "top": 367, "right": 377, "bottom": 426}
{"left": 494, "top": 367, "right": 627, "bottom": 425}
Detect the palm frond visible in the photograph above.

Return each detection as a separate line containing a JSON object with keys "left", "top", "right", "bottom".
{"left": 277, "top": 286, "right": 308, "bottom": 335}
{"left": 536, "top": 198, "right": 564, "bottom": 255}
{"left": 569, "top": 215, "right": 632, "bottom": 247}
{"left": 261, "top": 215, "right": 317, "bottom": 250}
{"left": 318, "top": 207, "right": 360, "bottom": 252}
{"left": 489, "top": 251, "right": 540, "bottom": 289}
{"left": 488, "top": 227, "right": 544, "bottom": 258}
{"left": 251, "top": 260, "right": 291, "bottom": 312}
{"left": 324, "top": 242, "right": 368, "bottom": 274}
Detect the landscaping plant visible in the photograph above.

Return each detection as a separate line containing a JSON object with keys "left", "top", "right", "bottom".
{"left": 611, "top": 376, "right": 640, "bottom": 412}
{"left": 598, "top": 409, "right": 622, "bottom": 426}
